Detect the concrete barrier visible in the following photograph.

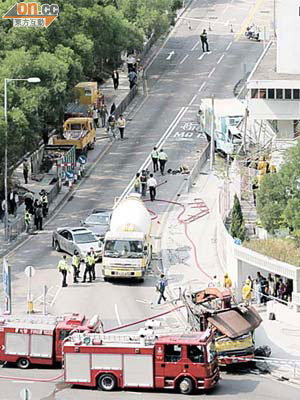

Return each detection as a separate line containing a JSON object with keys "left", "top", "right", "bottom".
{"left": 187, "top": 143, "right": 210, "bottom": 192}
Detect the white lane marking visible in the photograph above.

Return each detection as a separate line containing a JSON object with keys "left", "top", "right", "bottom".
{"left": 166, "top": 51, "right": 175, "bottom": 60}
{"left": 222, "top": 4, "right": 229, "bottom": 14}
{"left": 217, "top": 54, "right": 225, "bottom": 64}
{"left": 198, "top": 82, "right": 206, "bottom": 92}
{"left": 198, "top": 53, "right": 206, "bottom": 61}
{"left": 180, "top": 54, "right": 189, "bottom": 64}
{"left": 226, "top": 41, "right": 233, "bottom": 51}
{"left": 50, "top": 286, "right": 61, "bottom": 307}
{"left": 191, "top": 40, "right": 199, "bottom": 51}
{"left": 117, "top": 107, "right": 188, "bottom": 204}
{"left": 208, "top": 67, "right": 216, "bottom": 78}
{"left": 114, "top": 304, "right": 122, "bottom": 326}
{"left": 189, "top": 94, "right": 197, "bottom": 106}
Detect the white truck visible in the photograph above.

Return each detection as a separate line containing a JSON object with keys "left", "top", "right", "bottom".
{"left": 198, "top": 98, "right": 244, "bottom": 156}
{"left": 102, "top": 193, "right": 152, "bottom": 281}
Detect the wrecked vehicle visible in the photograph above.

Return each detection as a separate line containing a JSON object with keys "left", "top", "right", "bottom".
{"left": 183, "top": 287, "right": 262, "bottom": 365}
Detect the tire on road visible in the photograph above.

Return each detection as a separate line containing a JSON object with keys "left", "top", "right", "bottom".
{"left": 17, "top": 358, "right": 30, "bottom": 369}
{"left": 54, "top": 240, "right": 61, "bottom": 252}
{"left": 178, "top": 377, "right": 194, "bottom": 395}
{"left": 97, "top": 373, "right": 117, "bottom": 391}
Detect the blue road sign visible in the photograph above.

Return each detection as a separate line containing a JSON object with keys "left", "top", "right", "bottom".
{"left": 78, "top": 155, "right": 87, "bottom": 165}
{"left": 66, "top": 171, "right": 74, "bottom": 180}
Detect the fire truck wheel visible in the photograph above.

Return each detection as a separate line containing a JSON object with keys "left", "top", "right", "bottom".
{"left": 17, "top": 358, "right": 30, "bottom": 369}
{"left": 178, "top": 377, "right": 194, "bottom": 395}
{"left": 98, "top": 373, "right": 117, "bottom": 391}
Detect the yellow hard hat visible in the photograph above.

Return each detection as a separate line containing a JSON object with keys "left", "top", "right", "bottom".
{"left": 224, "top": 273, "right": 228, "bottom": 278}
{"left": 246, "top": 279, "right": 250, "bottom": 284}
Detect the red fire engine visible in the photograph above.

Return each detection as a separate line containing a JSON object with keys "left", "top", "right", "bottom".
{"left": 0, "top": 313, "right": 101, "bottom": 369}
{"left": 63, "top": 329, "right": 219, "bottom": 395}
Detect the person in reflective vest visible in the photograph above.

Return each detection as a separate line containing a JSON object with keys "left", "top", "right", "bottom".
{"left": 242, "top": 279, "right": 252, "bottom": 305}
{"left": 151, "top": 147, "right": 159, "bottom": 173}
{"left": 134, "top": 172, "right": 141, "bottom": 194}
{"left": 39, "top": 190, "right": 48, "bottom": 218}
{"left": 82, "top": 251, "right": 93, "bottom": 283}
{"left": 158, "top": 149, "right": 168, "bottom": 175}
{"left": 24, "top": 210, "right": 31, "bottom": 233}
{"left": 72, "top": 250, "right": 81, "bottom": 283}
{"left": 57, "top": 255, "right": 70, "bottom": 287}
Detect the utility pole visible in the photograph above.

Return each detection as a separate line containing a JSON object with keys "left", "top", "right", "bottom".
{"left": 209, "top": 95, "right": 215, "bottom": 171}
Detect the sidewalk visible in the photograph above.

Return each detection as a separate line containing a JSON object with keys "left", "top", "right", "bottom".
{"left": 160, "top": 161, "right": 300, "bottom": 383}
{"left": 0, "top": 68, "right": 132, "bottom": 258}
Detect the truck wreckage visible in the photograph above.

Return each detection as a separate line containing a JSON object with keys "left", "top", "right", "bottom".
{"left": 182, "top": 287, "right": 263, "bottom": 365}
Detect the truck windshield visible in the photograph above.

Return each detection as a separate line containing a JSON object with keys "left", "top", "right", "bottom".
{"left": 207, "top": 341, "right": 217, "bottom": 363}
{"left": 104, "top": 240, "right": 143, "bottom": 258}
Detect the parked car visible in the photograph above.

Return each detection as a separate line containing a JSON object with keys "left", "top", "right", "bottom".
{"left": 52, "top": 227, "right": 103, "bottom": 260}
{"left": 81, "top": 209, "right": 112, "bottom": 240}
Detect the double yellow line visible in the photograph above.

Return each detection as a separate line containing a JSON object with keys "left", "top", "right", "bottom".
{"left": 235, "top": 0, "right": 267, "bottom": 41}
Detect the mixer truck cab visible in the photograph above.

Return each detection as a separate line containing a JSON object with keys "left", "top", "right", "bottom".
{"left": 102, "top": 194, "right": 152, "bottom": 281}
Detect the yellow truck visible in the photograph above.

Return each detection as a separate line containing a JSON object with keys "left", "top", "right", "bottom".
{"left": 53, "top": 117, "right": 96, "bottom": 156}
{"left": 74, "top": 82, "right": 103, "bottom": 107}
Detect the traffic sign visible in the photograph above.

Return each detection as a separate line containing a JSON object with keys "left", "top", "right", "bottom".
{"left": 78, "top": 155, "right": 87, "bottom": 165}
{"left": 66, "top": 171, "right": 74, "bottom": 180}
{"left": 20, "top": 388, "right": 32, "bottom": 400}
{"left": 25, "top": 266, "right": 35, "bottom": 278}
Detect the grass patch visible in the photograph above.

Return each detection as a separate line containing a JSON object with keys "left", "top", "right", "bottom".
{"left": 243, "top": 238, "right": 300, "bottom": 266}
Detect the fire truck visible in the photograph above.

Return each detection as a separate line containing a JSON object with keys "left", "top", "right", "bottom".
{"left": 63, "top": 330, "right": 219, "bottom": 395}
{"left": 0, "top": 313, "right": 101, "bottom": 369}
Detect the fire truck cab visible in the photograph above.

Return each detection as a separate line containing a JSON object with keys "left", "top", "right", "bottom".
{"left": 0, "top": 313, "right": 101, "bottom": 369}
{"left": 63, "top": 330, "right": 219, "bottom": 395}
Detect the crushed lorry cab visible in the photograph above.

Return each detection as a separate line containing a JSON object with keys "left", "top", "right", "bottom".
{"left": 102, "top": 193, "right": 152, "bottom": 281}
{"left": 53, "top": 117, "right": 96, "bottom": 156}
{"left": 63, "top": 330, "right": 219, "bottom": 395}
{"left": 184, "top": 287, "right": 262, "bottom": 365}
{"left": 0, "top": 313, "right": 101, "bottom": 369}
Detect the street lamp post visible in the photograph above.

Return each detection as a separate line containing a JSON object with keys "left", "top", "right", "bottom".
{"left": 3, "top": 77, "right": 41, "bottom": 241}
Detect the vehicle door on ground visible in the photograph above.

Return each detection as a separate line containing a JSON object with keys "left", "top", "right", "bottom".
{"left": 155, "top": 343, "right": 185, "bottom": 387}
{"left": 186, "top": 344, "right": 205, "bottom": 377}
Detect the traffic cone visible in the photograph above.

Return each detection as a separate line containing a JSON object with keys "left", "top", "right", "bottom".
{"left": 68, "top": 180, "right": 73, "bottom": 191}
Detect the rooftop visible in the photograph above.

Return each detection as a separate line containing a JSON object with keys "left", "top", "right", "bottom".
{"left": 250, "top": 42, "right": 300, "bottom": 82}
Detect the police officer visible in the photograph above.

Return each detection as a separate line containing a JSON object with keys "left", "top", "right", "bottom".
{"left": 158, "top": 149, "right": 168, "bottom": 175}
{"left": 151, "top": 147, "right": 159, "bottom": 173}
{"left": 82, "top": 251, "right": 93, "bottom": 283}
{"left": 90, "top": 247, "right": 96, "bottom": 280}
{"left": 57, "top": 255, "right": 70, "bottom": 287}
{"left": 24, "top": 210, "right": 31, "bottom": 234}
{"left": 200, "top": 29, "right": 209, "bottom": 52}
{"left": 140, "top": 170, "right": 148, "bottom": 197}
{"left": 72, "top": 250, "right": 81, "bottom": 283}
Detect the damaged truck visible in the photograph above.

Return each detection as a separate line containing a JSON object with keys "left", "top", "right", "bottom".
{"left": 183, "top": 287, "right": 262, "bottom": 365}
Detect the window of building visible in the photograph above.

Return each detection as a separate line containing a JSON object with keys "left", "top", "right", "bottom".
{"left": 259, "top": 89, "right": 267, "bottom": 99}
{"left": 276, "top": 89, "right": 283, "bottom": 99}
{"left": 165, "top": 344, "right": 182, "bottom": 363}
{"left": 251, "top": 89, "right": 259, "bottom": 98}
{"left": 285, "top": 89, "right": 292, "bottom": 99}
{"left": 267, "top": 89, "right": 275, "bottom": 99}
{"left": 293, "top": 89, "right": 300, "bottom": 100}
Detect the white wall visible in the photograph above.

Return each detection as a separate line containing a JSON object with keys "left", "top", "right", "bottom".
{"left": 276, "top": 0, "right": 300, "bottom": 74}
{"left": 248, "top": 99, "right": 300, "bottom": 120}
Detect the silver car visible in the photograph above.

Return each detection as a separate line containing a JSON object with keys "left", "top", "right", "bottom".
{"left": 81, "top": 209, "right": 112, "bottom": 240}
{"left": 52, "top": 227, "right": 103, "bottom": 260}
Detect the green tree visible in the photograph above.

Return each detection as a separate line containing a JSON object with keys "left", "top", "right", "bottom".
{"left": 230, "top": 194, "right": 246, "bottom": 241}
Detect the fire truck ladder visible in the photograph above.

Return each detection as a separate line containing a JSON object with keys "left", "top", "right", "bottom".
{"left": 70, "top": 332, "right": 159, "bottom": 346}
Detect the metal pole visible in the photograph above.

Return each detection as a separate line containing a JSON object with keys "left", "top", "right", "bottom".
{"left": 273, "top": 0, "right": 276, "bottom": 38}
{"left": 4, "top": 79, "right": 9, "bottom": 241}
{"left": 43, "top": 285, "right": 48, "bottom": 315}
{"left": 209, "top": 95, "right": 215, "bottom": 170}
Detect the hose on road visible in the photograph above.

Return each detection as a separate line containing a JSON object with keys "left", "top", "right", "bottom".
{"left": 0, "top": 371, "right": 63, "bottom": 382}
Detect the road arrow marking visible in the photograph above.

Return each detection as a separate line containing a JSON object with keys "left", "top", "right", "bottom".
{"left": 166, "top": 51, "right": 175, "bottom": 60}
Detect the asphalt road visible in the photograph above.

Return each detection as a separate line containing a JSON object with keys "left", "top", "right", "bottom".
{"left": 1, "top": 0, "right": 291, "bottom": 399}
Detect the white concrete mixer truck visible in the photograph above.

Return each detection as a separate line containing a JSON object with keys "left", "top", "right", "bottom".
{"left": 102, "top": 193, "right": 152, "bottom": 281}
